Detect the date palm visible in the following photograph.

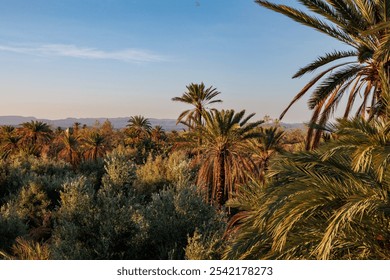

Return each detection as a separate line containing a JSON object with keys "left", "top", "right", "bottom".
{"left": 72, "top": 122, "right": 81, "bottom": 136}
{"left": 20, "top": 121, "right": 53, "bottom": 146}
{"left": 0, "top": 125, "right": 21, "bottom": 159}
{"left": 126, "top": 115, "right": 152, "bottom": 145}
{"left": 19, "top": 121, "right": 53, "bottom": 156}
{"left": 150, "top": 125, "right": 167, "bottom": 143}
{"left": 0, "top": 125, "right": 15, "bottom": 135}
{"left": 256, "top": 0, "right": 390, "bottom": 149}
{"left": 225, "top": 117, "right": 390, "bottom": 259}
{"left": 248, "top": 126, "right": 285, "bottom": 182}
{"left": 82, "top": 131, "right": 107, "bottom": 161}
{"left": 172, "top": 82, "right": 222, "bottom": 128}
{"left": 193, "top": 109, "right": 263, "bottom": 206}
{"left": 57, "top": 129, "right": 81, "bottom": 167}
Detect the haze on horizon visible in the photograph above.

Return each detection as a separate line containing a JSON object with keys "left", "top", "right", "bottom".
{"left": 0, "top": 0, "right": 346, "bottom": 123}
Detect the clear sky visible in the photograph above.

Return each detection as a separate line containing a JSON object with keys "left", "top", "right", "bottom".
{"left": 0, "top": 0, "right": 348, "bottom": 123}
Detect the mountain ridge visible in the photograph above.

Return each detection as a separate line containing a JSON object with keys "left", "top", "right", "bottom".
{"left": 0, "top": 116, "right": 305, "bottom": 131}
{"left": 0, "top": 116, "right": 188, "bottom": 131}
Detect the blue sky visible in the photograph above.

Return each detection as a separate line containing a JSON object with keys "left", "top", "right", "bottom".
{"left": 0, "top": 0, "right": 348, "bottom": 122}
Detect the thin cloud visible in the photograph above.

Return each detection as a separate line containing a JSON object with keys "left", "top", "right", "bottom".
{"left": 0, "top": 43, "right": 166, "bottom": 62}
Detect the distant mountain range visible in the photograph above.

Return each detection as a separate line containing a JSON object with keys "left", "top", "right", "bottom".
{"left": 0, "top": 116, "right": 305, "bottom": 131}
{"left": 0, "top": 116, "right": 188, "bottom": 131}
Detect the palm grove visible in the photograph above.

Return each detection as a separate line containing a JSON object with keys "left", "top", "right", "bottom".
{"left": 1, "top": 0, "right": 390, "bottom": 260}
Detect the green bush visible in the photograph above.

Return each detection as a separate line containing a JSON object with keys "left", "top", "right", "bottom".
{"left": 77, "top": 158, "right": 105, "bottom": 189}
{"left": 27, "top": 174, "right": 77, "bottom": 209}
{"left": 134, "top": 154, "right": 168, "bottom": 197}
{"left": 0, "top": 206, "right": 27, "bottom": 255}
{"left": 138, "top": 184, "right": 226, "bottom": 259}
{"left": 51, "top": 177, "right": 139, "bottom": 259}
{"left": 185, "top": 229, "right": 226, "bottom": 260}
{"left": 50, "top": 177, "right": 95, "bottom": 259}
{"left": 134, "top": 151, "right": 195, "bottom": 199}
{"left": 165, "top": 151, "right": 196, "bottom": 188}
{"left": 0, "top": 161, "right": 25, "bottom": 205}
{"left": 26, "top": 157, "right": 72, "bottom": 177}
{"left": 15, "top": 182, "right": 51, "bottom": 228}
{"left": 0, "top": 156, "right": 76, "bottom": 207}
{"left": 102, "top": 149, "right": 136, "bottom": 191}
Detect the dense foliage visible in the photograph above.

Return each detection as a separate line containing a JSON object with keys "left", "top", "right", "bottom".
{"left": 2, "top": 23, "right": 390, "bottom": 260}
{"left": 0, "top": 107, "right": 301, "bottom": 259}
{"left": 225, "top": 117, "right": 390, "bottom": 260}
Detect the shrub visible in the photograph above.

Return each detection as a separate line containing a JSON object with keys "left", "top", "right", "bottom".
{"left": 50, "top": 177, "right": 96, "bottom": 259}
{"left": 0, "top": 206, "right": 27, "bottom": 255}
{"left": 26, "top": 157, "right": 73, "bottom": 177}
{"left": 138, "top": 184, "right": 226, "bottom": 259}
{"left": 27, "top": 174, "right": 77, "bottom": 209}
{"left": 77, "top": 158, "right": 105, "bottom": 189}
{"left": 185, "top": 229, "right": 226, "bottom": 260}
{"left": 101, "top": 149, "right": 136, "bottom": 191}
{"left": 165, "top": 151, "right": 195, "bottom": 188}
{"left": 0, "top": 161, "right": 25, "bottom": 205}
{"left": 51, "top": 177, "right": 139, "bottom": 259}
{"left": 15, "top": 182, "right": 51, "bottom": 228}
{"left": 0, "top": 156, "right": 76, "bottom": 206}
{"left": 134, "top": 151, "right": 195, "bottom": 199}
{"left": 134, "top": 155, "right": 168, "bottom": 197}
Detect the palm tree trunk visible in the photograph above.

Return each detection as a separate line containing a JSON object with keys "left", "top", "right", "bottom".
{"left": 197, "top": 112, "right": 203, "bottom": 159}
{"left": 216, "top": 153, "right": 226, "bottom": 207}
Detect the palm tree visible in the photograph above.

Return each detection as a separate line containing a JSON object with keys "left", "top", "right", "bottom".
{"left": 0, "top": 125, "right": 21, "bottom": 159}
{"left": 19, "top": 121, "right": 53, "bottom": 156}
{"left": 193, "top": 109, "right": 263, "bottom": 206}
{"left": 150, "top": 125, "right": 167, "bottom": 143}
{"left": 126, "top": 115, "right": 152, "bottom": 145}
{"left": 72, "top": 122, "right": 81, "bottom": 136}
{"left": 224, "top": 117, "right": 390, "bottom": 259}
{"left": 0, "top": 125, "right": 15, "bottom": 135}
{"left": 57, "top": 129, "right": 81, "bottom": 167}
{"left": 256, "top": 0, "right": 390, "bottom": 149}
{"left": 172, "top": 82, "right": 222, "bottom": 128}
{"left": 82, "top": 131, "right": 107, "bottom": 161}
{"left": 20, "top": 121, "right": 52, "bottom": 145}
{"left": 248, "top": 126, "right": 285, "bottom": 182}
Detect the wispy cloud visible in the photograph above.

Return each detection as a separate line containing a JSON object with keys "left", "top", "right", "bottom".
{"left": 0, "top": 43, "right": 166, "bottom": 63}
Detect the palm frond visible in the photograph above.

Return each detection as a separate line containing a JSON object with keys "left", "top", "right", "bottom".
{"left": 255, "top": 1, "right": 355, "bottom": 45}
{"left": 280, "top": 62, "right": 352, "bottom": 119}
{"left": 293, "top": 50, "right": 357, "bottom": 78}
{"left": 308, "top": 64, "right": 363, "bottom": 109}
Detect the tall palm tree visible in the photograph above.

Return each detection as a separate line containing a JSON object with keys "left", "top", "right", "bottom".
{"left": 0, "top": 125, "right": 21, "bottom": 159}
{"left": 224, "top": 117, "right": 390, "bottom": 260}
{"left": 57, "top": 129, "right": 81, "bottom": 167}
{"left": 19, "top": 121, "right": 53, "bottom": 156}
{"left": 20, "top": 121, "right": 53, "bottom": 146}
{"left": 72, "top": 122, "right": 81, "bottom": 136}
{"left": 193, "top": 109, "right": 263, "bottom": 206}
{"left": 172, "top": 82, "right": 222, "bottom": 128}
{"left": 150, "top": 125, "right": 167, "bottom": 143}
{"left": 0, "top": 125, "right": 15, "bottom": 135}
{"left": 256, "top": 0, "right": 390, "bottom": 149}
{"left": 82, "top": 131, "right": 107, "bottom": 161}
{"left": 248, "top": 126, "right": 285, "bottom": 182}
{"left": 126, "top": 115, "right": 152, "bottom": 145}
